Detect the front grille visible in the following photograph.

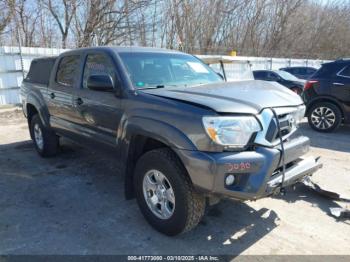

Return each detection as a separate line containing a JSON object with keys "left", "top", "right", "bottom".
{"left": 265, "top": 113, "right": 295, "bottom": 143}
{"left": 254, "top": 106, "right": 303, "bottom": 147}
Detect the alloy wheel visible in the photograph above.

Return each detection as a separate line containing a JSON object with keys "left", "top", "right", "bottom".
{"left": 310, "top": 106, "right": 336, "bottom": 130}
{"left": 33, "top": 123, "right": 44, "bottom": 150}
{"left": 142, "top": 169, "right": 175, "bottom": 219}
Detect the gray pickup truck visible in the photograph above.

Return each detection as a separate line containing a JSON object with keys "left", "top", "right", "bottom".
{"left": 21, "top": 47, "right": 322, "bottom": 235}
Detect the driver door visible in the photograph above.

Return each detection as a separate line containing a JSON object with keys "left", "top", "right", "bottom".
{"left": 71, "top": 51, "right": 123, "bottom": 149}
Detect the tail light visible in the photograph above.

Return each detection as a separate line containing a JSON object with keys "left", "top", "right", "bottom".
{"left": 304, "top": 80, "right": 318, "bottom": 91}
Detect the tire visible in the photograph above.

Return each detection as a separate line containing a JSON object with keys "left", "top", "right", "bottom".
{"left": 134, "top": 148, "right": 206, "bottom": 236}
{"left": 307, "top": 102, "right": 342, "bottom": 132}
{"left": 29, "top": 114, "right": 59, "bottom": 157}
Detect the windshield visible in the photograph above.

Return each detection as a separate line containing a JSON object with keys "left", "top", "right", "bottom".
{"left": 118, "top": 52, "right": 223, "bottom": 89}
{"left": 276, "top": 70, "right": 300, "bottom": 81}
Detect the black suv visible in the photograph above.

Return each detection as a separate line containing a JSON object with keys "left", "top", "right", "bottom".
{"left": 280, "top": 66, "right": 317, "bottom": 80}
{"left": 303, "top": 59, "right": 350, "bottom": 132}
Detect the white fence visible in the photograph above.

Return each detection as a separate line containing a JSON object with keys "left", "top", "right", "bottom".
{"left": 0, "top": 46, "right": 331, "bottom": 105}
{"left": 197, "top": 55, "right": 330, "bottom": 81}
{"left": 0, "top": 46, "right": 66, "bottom": 105}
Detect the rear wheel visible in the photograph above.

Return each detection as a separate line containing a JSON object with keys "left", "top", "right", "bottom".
{"left": 307, "top": 102, "right": 342, "bottom": 132}
{"left": 29, "top": 114, "right": 59, "bottom": 157}
{"left": 134, "top": 148, "right": 206, "bottom": 236}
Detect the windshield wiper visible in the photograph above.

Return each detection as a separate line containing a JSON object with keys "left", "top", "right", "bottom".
{"left": 138, "top": 84, "right": 182, "bottom": 90}
{"left": 138, "top": 85, "right": 165, "bottom": 90}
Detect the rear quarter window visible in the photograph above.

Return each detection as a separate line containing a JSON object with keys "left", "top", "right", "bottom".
{"left": 313, "top": 63, "right": 342, "bottom": 78}
{"left": 25, "top": 58, "right": 56, "bottom": 85}
{"left": 338, "top": 66, "right": 350, "bottom": 77}
{"left": 56, "top": 55, "right": 80, "bottom": 86}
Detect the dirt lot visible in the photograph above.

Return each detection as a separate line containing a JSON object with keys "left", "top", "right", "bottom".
{"left": 0, "top": 107, "right": 349, "bottom": 256}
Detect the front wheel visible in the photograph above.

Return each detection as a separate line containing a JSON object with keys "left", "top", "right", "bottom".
{"left": 307, "top": 102, "right": 342, "bottom": 132}
{"left": 134, "top": 148, "right": 206, "bottom": 236}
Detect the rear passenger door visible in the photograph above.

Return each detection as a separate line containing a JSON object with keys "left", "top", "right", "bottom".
{"left": 47, "top": 55, "right": 82, "bottom": 135}
{"left": 71, "top": 51, "right": 123, "bottom": 148}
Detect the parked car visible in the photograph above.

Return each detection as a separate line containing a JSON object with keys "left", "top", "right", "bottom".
{"left": 303, "top": 59, "right": 350, "bottom": 132}
{"left": 21, "top": 47, "right": 321, "bottom": 236}
{"left": 280, "top": 66, "right": 317, "bottom": 80}
{"left": 253, "top": 70, "right": 305, "bottom": 94}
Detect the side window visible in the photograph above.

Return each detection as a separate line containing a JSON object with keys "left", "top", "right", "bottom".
{"left": 25, "top": 58, "right": 56, "bottom": 85}
{"left": 339, "top": 66, "right": 350, "bottom": 78}
{"left": 254, "top": 71, "right": 266, "bottom": 79}
{"left": 287, "top": 68, "right": 296, "bottom": 74}
{"left": 56, "top": 55, "right": 80, "bottom": 86}
{"left": 297, "top": 68, "right": 306, "bottom": 74}
{"left": 82, "top": 53, "right": 115, "bottom": 89}
{"left": 306, "top": 68, "right": 316, "bottom": 74}
{"left": 267, "top": 72, "right": 279, "bottom": 80}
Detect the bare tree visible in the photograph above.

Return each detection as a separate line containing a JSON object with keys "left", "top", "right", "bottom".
{"left": 44, "top": 0, "right": 79, "bottom": 48}
{"left": 14, "top": 0, "right": 41, "bottom": 46}
{"left": 0, "top": 0, "right": 15, "bottom": 39}
{"left": 74, "top": 0, "right": 151, "bottom": 47}
{"left": 1, "top": 0, "right": 350, "bottom": 60}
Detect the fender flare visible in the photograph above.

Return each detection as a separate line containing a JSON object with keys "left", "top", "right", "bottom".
{"left": 121, "top": 116, "right": 197, "bottom": 151}
{"left": 306, "top": 95, "right": 345, "bottom": 117}
{"left": 120, "top": 116, "right": 196, "bottom": 199}
{"left": 26, "top": 92, "right": 50, "bottom": 128}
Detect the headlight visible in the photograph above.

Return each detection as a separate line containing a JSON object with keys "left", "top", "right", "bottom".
{"left": 295, "top": 105, "right": 306, "bottom": 123}
{"left": 202, "top": 116, "right": 261, "bottom": 147}
{"left": 291, "top": 105, "right": 306, "bottom": 126}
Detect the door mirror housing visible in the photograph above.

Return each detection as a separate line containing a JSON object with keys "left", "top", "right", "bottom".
{"left": 87, "top": 75, "right": 114, "bottom": 91}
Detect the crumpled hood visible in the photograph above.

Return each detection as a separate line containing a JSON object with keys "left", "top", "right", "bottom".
{"left": 142, "top": 80, "right": 304, "bottom": 114}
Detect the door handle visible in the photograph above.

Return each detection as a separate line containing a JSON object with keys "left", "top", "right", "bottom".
{"left": 50, "top": 92, "right": 55, "bottom": 99}
{"left": 333, "top": 82, "right": 345, "bottom": 86}
{"left": 75, "top": 97, "right": 84, "bottom": 106}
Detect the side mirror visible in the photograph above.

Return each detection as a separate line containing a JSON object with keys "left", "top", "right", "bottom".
{"left": 87, "top": 75, "right": 114, "bottom": 91}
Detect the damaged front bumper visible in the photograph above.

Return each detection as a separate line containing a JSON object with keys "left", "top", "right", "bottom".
{"left": 176, "top": 135, "right": 322, "bottom": 201}
{"left": 266, "top": 156, "right": 322, "bottom": 195}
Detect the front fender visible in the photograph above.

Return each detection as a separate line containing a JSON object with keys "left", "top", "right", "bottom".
{"left": 119, "top": 116, "right": 197, "bottom": 200}
{"left": 121, "top": 116, "right": 197, "bottom": 150}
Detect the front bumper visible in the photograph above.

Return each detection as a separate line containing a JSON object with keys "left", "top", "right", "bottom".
{"left": 175, "top": 136, "right": 322, "bottom": 200}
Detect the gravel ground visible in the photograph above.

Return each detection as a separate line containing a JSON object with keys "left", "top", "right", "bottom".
{"left": 0, "top": 107, "right": 349, "bottom": 256}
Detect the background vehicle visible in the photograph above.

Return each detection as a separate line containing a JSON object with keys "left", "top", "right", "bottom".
{"left": 303, "top": 59, "right": 350, "bottom": 132}
{"left": 280, "top": 66, "right": 317, "bottom": 80}
{"left": 253, "top": 70, "right": 305, "bottom": 94}
{"left": 21, "top": 47, "right": 321, "bottom": 236}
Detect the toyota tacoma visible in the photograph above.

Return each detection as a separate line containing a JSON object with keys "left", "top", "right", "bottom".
{"left": 21, "top": 47, "right": 322, "bottom": 235}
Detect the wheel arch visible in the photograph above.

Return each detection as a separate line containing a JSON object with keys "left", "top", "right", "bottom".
{"left": 122, "top": 118, "right": 196, "bottom": 200}
{"left": 306, "top": 96, "right": 345, "bottom": 120}
{"left": 25, "top": 95, "right": 50, "bottom": 128}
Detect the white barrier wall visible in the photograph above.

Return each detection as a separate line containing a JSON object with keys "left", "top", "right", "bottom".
{"left": 0, "top": 46, "right": 66, "bottom": 105}
{"left": 197, "top": 55, "right": 330, "bottom": 81}
{"left": 0, "top": 46, "right": 331, "bottom": 105}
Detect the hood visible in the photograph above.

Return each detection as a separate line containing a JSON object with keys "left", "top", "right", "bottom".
{"left": 142, "top": 80, "right": 304, "bottom": 114}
